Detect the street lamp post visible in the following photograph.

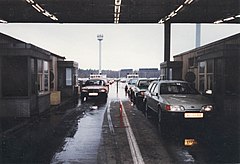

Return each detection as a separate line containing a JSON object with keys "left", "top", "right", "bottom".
{"left": 97, "top": 34, "right": 103, "bottom": 74}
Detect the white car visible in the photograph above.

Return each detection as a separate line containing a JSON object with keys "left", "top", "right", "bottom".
{"left": 145, "top": 80, "right": 214, "bottom": 126}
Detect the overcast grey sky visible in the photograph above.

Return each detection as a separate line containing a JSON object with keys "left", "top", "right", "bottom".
{"left": 0, "top": 23, "right": 239, "bottom": 70}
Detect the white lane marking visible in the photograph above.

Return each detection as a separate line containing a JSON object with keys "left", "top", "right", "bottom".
{"left": 120, "top": 100, "right": 145, "bottom": 164}
{"left": 107, "top": 101, "right": 115, "bottom": 134}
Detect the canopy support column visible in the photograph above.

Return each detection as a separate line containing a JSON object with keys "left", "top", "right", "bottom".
{"left": 164, "top": 23, "right": 171, "bottom": 80}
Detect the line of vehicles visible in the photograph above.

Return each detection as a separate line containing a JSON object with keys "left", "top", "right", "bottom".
{"left": 79, "top": 73, "right": 214, "bottom": 126}
{"left": 126, "top": 77, "right": 214, "bottom": 126}
{"left": 78, "top": 73, "right": 138, "bottom": 103}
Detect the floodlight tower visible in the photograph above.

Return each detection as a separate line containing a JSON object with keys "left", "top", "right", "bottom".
{"left": 97, "top": 34, "right": 103, "bottom": 74}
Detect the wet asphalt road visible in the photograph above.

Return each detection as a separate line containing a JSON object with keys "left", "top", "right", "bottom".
{"left": 0, "top": 82, "right": 239, "bottom": 163}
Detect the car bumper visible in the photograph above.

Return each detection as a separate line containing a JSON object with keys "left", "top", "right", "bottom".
{"left": 81, "top": 92, "right": 107, "bottom": 98}
{"left": 162, "top": 111, "right": 212, "bottom": 121}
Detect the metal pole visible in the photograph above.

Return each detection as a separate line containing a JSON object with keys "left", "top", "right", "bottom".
{"left": 196, "top": 23, "right": 201, "bottom": 48}
{"left": 97, "top": 34, "right": 103, "bottom": 75}
{"left": 164, "top": 23, "right": 171, "bottom": 80}
{"left": 99, "top": 40, "right": 102, "bottom": 74}
{"left": 164, "top": 23, "right": 171, "bottom": 62}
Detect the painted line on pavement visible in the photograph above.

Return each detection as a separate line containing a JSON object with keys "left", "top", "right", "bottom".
{"left": 107, "top": 101, "right": 115, "bottom": 134}
{"left": 120, "top": 100, "right": 145, "bottom": 164}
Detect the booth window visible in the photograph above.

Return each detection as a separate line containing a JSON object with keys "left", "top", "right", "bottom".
{"left": 2, "top": 56, "right": 28, "bottom": 96}
{"left": 160, "top": 68, "right": 166, "bottom": 80}
{"left": 198, "top": 60, "right": 214, "bottom": 93}
{"left": 66, "top": 68, "right": 72, "bottom": 86}
{"left": 188, "top": 57, "right": 197, "bottom": 68}
{"left": 38, "top": 59, "right": 49, "bottom": 94}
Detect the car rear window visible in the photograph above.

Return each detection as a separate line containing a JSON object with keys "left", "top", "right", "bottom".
{"left": 160, "top": 82, "right": 199, "bottom": 94}
{"left": 138, "top": 80, "right": 152, "bottom": 89}
{"left": 85, "top": 79, "right": 105, "bottom": 86}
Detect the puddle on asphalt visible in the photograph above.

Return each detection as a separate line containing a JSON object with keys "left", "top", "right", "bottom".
{"left": 51, "top": 103, "right": 106, "bottom": 163}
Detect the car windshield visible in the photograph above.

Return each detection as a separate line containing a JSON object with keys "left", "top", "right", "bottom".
{"left": 85, "top": 79, "right": 105, "bottom": 86}
{"left": 160, "top": 82, "right": 199, "bottom": 94}
{"left": 138, "top": 80, "right": 152, "bottom": 89}
{"left": 128, "top": 79, "right": 138, "bottom": 85}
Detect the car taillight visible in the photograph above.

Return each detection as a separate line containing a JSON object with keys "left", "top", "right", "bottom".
{"left": 165, "top": 105, "right": 171, "bottom": 111}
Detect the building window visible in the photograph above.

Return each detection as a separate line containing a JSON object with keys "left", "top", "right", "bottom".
{"left": 66, "top": 68, "right": 72, "bottom": 86}
{"left": 73, "top": 68, "right": 78, "bottom": 87}
{"left": 44, "top": 61, "right": 49, "bottom": 91}
{"left": 38, "top": 59, "right": 49, "bottom": 94}
{"left": 198, "top": 60, "right": 214, "bottom": 93}
{"left": 189, "top": 57, "right": 197, "bottom": 68}
{"left": 189, "top": 57, "right": 194, "bottom": 67}
{"left": 2, "top": 56, "right": 28, "bottom": 96}
{"left": 160, "top": 68, "right": 166, "bottom": 80}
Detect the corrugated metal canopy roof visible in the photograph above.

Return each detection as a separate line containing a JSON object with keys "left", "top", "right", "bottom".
{"left": 0, "top": 0, "right": 239, "bottom": 24}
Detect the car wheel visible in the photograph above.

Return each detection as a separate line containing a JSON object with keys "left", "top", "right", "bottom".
{"left": 141, "top": 100, "right": 146, "bottom": 112}
{"left": 133, "top": 96, "right": 136, "bottom": 104}
{"left": 145, "top": 102, "right": 150, "bottom": 118}
{"left": 81, "top": 96, "right": 85, "bottom": 102}
{"left": 158, "top": 109, "right": 162, "bottom": 124}
{"left": 135, "top": 97, "right": 140, "bottom": 109}
{"left": 157, "top": 108, "right": 168, "bottom": 133}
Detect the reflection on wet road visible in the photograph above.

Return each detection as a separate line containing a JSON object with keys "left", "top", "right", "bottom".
{"left": 51, "top": 83, "right": 121, "bottom": 163}
{"left": 51, "top": 102, "right": 107, "bottom": 163}
{"left": 144, "top": 102, "right": 239, "bottom": 163}
{"left": 116, "top": 82, "right": 239, "bottom": 163}
{"left": 0, "top": 82, "right": 238, "bottom": 163}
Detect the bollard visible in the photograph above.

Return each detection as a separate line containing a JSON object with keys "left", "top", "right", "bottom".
{"left": 119, "top": 102, "right": 128, "bottom": 128}
{"left": 114, "top": 101, "right": 127, "bottom": 128}
{"left": 116, "top": 80, "right": 119, "bottom": 94}
{"left": 120, "top": 102, "right": 123, "bottom": 118}
{"left": 119, "top": 102, "right": 123, "bottom": 127}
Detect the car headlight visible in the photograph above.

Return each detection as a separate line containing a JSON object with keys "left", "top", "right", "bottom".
{"left": 100, "top": 89, "right": 107, "bottom": 92}
{"left": 201, "top": 105, "right": 213, "bottom": 112}
{"left": 165, "top": 105, "right": 185, "bottom": 112}
{"left": 137, "top": 91, "right": 145, "bottom": 97}
{"left": 81, "top": 89, "right": 88, "bottom": 92}
{"left": 140, "top": 91, "right": 145, "bottom": 96}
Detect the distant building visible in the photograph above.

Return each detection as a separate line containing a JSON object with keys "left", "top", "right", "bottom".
{"left": 138, "top": 68, "right": 160, "bottom": 78}
{"left": 120, "top": 69, "right": 133, "bottom": 78}
{"left": 0, "top": 32, "right": 78, "bottom": 117}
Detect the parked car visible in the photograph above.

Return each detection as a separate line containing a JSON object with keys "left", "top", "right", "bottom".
{"left": 144, "top": 80, "right": 213, "bottom": 126}
{"left": 81, "top": 78, "right": 109, "bottom": 102}
{"left": 131, "top": 78, "right": 158, "bottom": 109}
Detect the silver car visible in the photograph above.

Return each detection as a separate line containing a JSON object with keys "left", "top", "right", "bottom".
{"left": 144, "top": 80, "right": 213, "bottom": 125}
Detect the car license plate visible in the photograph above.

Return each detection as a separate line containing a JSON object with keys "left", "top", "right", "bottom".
{"left": 184, "top": 139, "right": 197, "bottom": 146}
{"left": 89, "top": 93, "right": 98, "bottom": 96}
{"left": 184, "top": 113, "right": 203, "bottom": 118}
